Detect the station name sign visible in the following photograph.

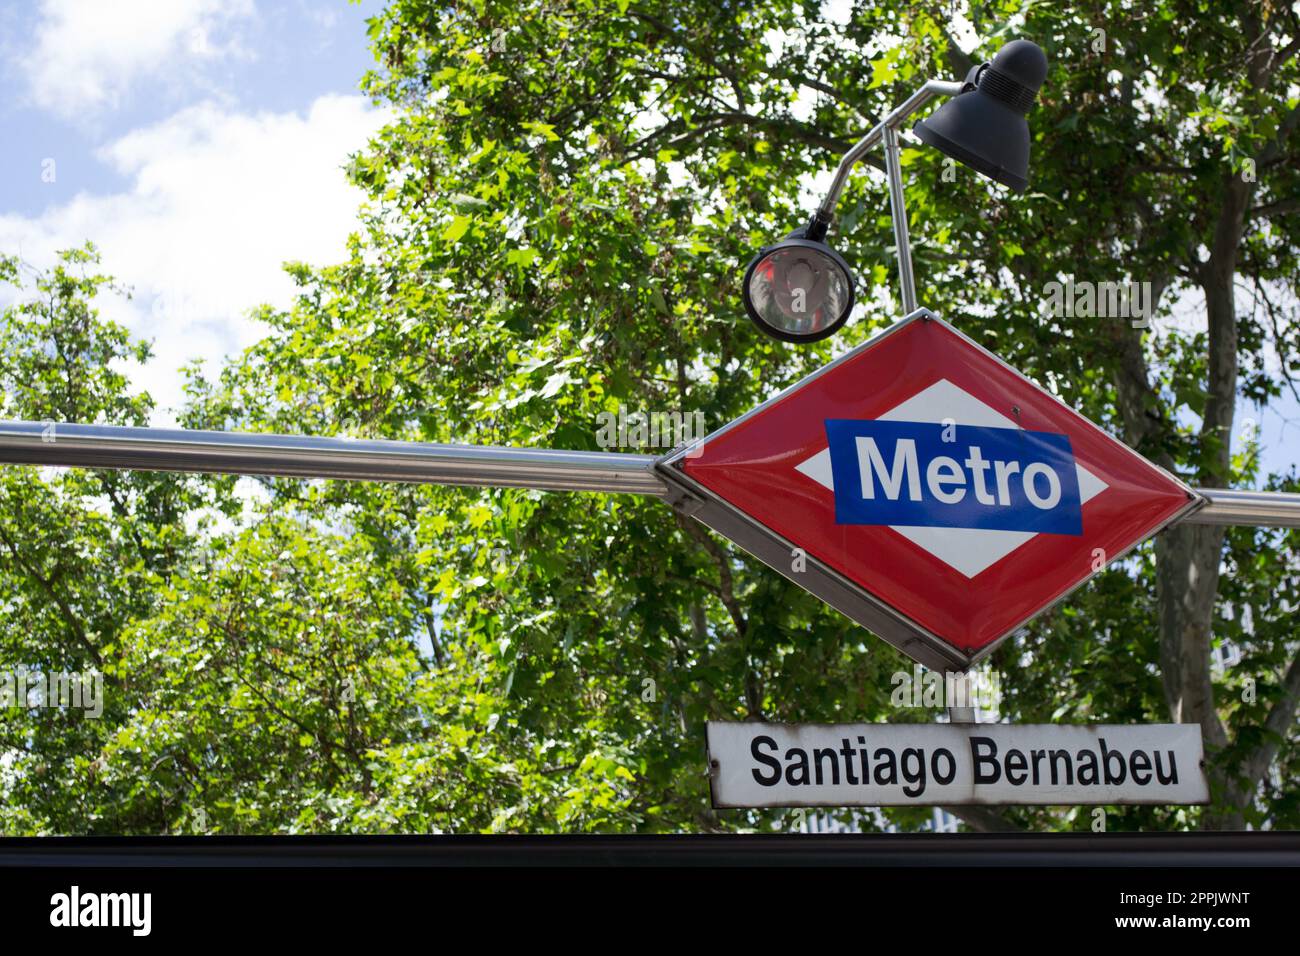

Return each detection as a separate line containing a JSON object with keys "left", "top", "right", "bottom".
{"left": 706, "top": 722, "right": 1208, "bottom": 807}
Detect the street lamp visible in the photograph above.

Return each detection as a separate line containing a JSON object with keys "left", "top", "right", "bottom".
{"left": 742, "top": 39, "right": 1048, "bottom": 343}
{"left": 741, "top": 232, "right": 856, "bottom": 344}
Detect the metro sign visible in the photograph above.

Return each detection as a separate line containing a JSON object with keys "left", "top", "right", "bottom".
{"left": 657, "top": 309, "right": 1203, "bottom": 671}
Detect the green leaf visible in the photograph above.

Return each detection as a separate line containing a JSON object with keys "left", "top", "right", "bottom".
{"left": 442, "top": 215, "right": 473, "bottom": 245}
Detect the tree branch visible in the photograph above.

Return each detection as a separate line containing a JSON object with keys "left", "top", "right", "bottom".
{"left": 0, "top": 521, "right": 103, "bottom": 668}
{"left": 627, "top": 110, "right": 857, "bottom": 160}
{"left": 1237, "top": 651, "right": 1300, "bottom": 800}
{"left": 1248, "top": 196, "right": 1300, "bottom": 219}
{"left": 675, "top": 513, "right": 764, "bottom": 716}
{"left": 942, "top": 31, "right": 976, "bottom": 78}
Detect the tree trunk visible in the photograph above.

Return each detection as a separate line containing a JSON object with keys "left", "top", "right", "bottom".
{"left": 1155, "top": 525, "right": 1241, "bottom": 828}
{"left": 1155, "top": 171, "right": 1248, "bottom": 828}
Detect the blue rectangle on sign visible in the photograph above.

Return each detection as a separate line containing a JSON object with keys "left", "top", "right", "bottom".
{"left": 825, "top": 419, "right": 1083, "bottom": 535}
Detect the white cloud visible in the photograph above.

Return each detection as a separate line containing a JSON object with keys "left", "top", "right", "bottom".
{"left": 21, "top": 0, "right": 257, "bottom": 119}
{"left": 0, "top": 94, "right": 392, "bottom": 423}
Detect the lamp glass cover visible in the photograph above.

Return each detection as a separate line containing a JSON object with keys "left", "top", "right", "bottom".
{"left": 745, "top": 243, "right": 853, "bottom": 340}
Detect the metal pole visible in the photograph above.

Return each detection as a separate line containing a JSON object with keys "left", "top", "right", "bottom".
{"left": 814, "top": 79, "right": 962, "bottom": 312}
{"left": 1178, "top": 488, "right": 1300, "bottom": 528}
{"left": 0, "top": 421, "right": 665, "bottom": 496}
{"left": 1, "top": 421, "right": 1298, "bottom": 526}
{"left": 882, "top": 124, "right": 917, "bottom": 313}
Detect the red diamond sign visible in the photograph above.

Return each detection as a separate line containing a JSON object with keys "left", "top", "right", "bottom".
{"left": 657, "top": 310, "right": 1203, "bottom": 671}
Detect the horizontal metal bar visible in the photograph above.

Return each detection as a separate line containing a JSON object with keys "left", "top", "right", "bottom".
{"left": 0, "top": 421, "right": 667, "bottom": 496}
{"left": 1184, "top": 489, "right": 1300, "bottom": 528}
{"left": 1, "top": 423, "right": 1298, "bottom": 526}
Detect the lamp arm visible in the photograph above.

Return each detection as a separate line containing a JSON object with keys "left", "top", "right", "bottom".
{"left": 804, "top": 78, "right": 965, "bottom": 314}
{"left": 809, "top": 79, "right": 965, "bottom": 233}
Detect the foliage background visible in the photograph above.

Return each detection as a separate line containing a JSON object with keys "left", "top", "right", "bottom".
{"left": 1, "top": 0, "right": 1297, "bottom": 833}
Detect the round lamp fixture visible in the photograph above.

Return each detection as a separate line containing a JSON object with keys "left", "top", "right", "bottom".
{"left": 741, "top": 236, "right": 855, "bottom": 344}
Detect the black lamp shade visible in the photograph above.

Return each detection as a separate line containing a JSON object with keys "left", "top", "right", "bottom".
{"left": 913, "top": 39, "right": 1048, "bottom": 192}
{"left": 742, "top": 238, "right": 855, "bottom": 343}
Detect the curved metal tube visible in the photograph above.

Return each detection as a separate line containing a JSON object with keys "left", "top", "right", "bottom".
{"left": 816, "top": 79, "right": 965, "bottom": 221}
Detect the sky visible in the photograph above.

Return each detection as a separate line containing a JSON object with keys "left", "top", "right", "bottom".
{"left": 0, "top": 0, "right": 390, "bottom": 422}
{"left": 0, "top": 0, "right": 1294, "bottom": 479}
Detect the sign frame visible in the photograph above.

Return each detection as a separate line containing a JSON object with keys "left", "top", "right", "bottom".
{"left": 656, "top": 308, "right": 1206, "bottom": 670}
{"left": 706, "top": 720, "right": 1210, "bottom": 808}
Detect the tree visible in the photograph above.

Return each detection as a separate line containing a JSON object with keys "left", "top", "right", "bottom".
{"left": 207, "top": 0, "right": 1290, "bottom": 830}
{"left": 0, "top": 246, "right": 220, "bottom": 832}
{"left": 903, "top": 0, "right": 1300, "bottom": 829}
{"left": 1, "top": 248, "right": 642, "bottom": 834}
{"left": 2, "top": 0, "right": 1296, "bottom": 833}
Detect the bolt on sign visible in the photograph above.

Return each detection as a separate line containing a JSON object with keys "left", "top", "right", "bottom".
{"left": 657, "top": 309, "right": 1203, "bottom": 671}
{"left": 706, "top": 722, "right": 1209, "bottom": 807}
